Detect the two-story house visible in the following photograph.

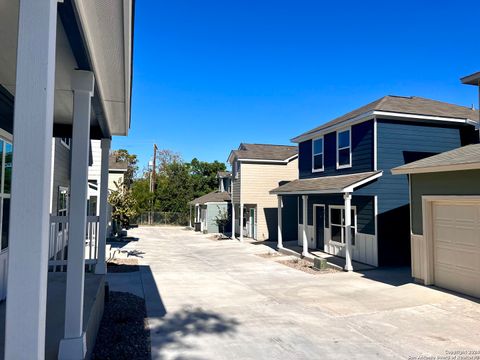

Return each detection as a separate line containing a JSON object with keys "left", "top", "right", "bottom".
{"left": 271, "top": 96, "right": 478, "bottom": 270}
{"left": 189, "top": 171, "right": 232, "bottom": 234}
{"left": 229, "top": 143, "right": 298, "bottom": 241}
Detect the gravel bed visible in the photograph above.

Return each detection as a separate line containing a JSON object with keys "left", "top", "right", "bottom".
{"left": 256, "top": 251, "right": 284, "bottom": 258}
{"left": 277, "top": 258, "right": 341, "bottom": 274}
{"left": 107, "top": 258, "right": 139, "bottom": 273}
{"left": 92, "top": 291, "right": 150, "bottom": 360}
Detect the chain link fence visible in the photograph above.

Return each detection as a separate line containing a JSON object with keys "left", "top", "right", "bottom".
{"left": 133, "top": 212, "right": 190, "bottom": 226}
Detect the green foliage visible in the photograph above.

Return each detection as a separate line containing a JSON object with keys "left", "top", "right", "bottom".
{"left": 111, "top": 149, "right": 138, "bottom": 188}
{"left": 108, "top": 181, "right": 139, "bottom": 231}
{"left": 130, "top": 149, "right": 227, "bottom": 218}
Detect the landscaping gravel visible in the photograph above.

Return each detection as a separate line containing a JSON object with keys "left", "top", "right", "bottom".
{"left": 92, "top": 291, "right": 150, "bottom": 360}
{"left": 277, "top": 258, "right": 341, "bottom": 274}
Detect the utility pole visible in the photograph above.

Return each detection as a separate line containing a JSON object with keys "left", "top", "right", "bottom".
{"left": 149, "top": 144, "right": 158, "bottom": 225}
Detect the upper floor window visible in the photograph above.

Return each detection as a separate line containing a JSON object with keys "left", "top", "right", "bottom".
{"left": 60, "top": 137, "right": 71, "bottom": 149}
{"left": 337, "top": 128, "right": 351, "bottom": 169}
{"left": 234, "top": 161, "right": 240, "bottom": 179}
{"left": 312, "top": 137, "right": 324, "bottom": 172}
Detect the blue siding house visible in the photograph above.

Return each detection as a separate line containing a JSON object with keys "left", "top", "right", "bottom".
{"left": 271, "top": 96, "right": 478, "bottom": 268}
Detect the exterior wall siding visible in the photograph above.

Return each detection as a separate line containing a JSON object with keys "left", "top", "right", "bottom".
{"left": 410, "top": 169, "right": 480, "bottom": 235}
{"left": 51, "top": 138, "right": 71, "bottom": 215}
{"left": 299, "top": 120, "right": 374, "bottom": 179}
{"left": 375, "top": 119, "right": 476, "bottom": 266}
{"left": 206, "top": 203, "right": 228, "bottom": 233}
{"left": 238, "top": 158, "right": 298, "bottom": 240}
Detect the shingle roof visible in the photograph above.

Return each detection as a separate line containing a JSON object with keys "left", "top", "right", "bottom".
{"left": 392, "top": 144, "right": 480, "bottom": 175}
{"left": 108, "top": 155, "right": 128, "bottom": 171}
{"left": 217, "top": 171, "right": 231, "bottom": 178}
{"left": 189, "top": 191, "right": 231, "bottom": 205}
{"left": 270, "top": 171, "right": 382, "bottom": 194}
{"left": 294, "top": 96, "right": 479, "bottom": 141}
{"left": 231, "top": 143, "right": 298, "bottom": 162}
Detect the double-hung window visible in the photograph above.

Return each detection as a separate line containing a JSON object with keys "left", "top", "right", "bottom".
{"left": 329, "top": 206, "right": 356, "bottom": 245}
{"left": 337, "top": 128, "right": 351, "bottom": 168}
{"left": 312, "top": 137, "right": 324, "bottom": 172}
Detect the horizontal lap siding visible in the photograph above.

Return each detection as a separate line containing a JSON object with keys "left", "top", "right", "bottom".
{"left": 299, "top": 120, "right": 374, "bottom": 179}
{"left": 376, "top": 119, "right": 473, "bottom": 266}
{"left": 240, "top": 159, "right": 298, "bottom": 240}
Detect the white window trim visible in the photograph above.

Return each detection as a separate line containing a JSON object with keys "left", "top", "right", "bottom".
{"left": 336, "top": 127, "right": 352, "bottom": 169}
{"left": 60, "top": 137, "right": 71, "bottom": 150}
{"left": 311, "top": 137, "right": 324, "bottom": 173}
{"left": 329, "top": 205, "right": 356, "bottom": 246}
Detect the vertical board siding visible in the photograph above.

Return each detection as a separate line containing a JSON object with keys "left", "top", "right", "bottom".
{"left": 375, "top": 119, "right": 475, "bottom": 266}
{"left": 239, "top": 159, "right": 298, "bottom": 240}
{"left": 298, "top": 120, "right": 374, "bottom": 179}
{"left": 51, "top": 138, "right": 71, "bottom": 215}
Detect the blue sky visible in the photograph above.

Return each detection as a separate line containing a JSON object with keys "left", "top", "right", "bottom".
{"left": 113, "top": 0, "right": 480, "bottom": 172}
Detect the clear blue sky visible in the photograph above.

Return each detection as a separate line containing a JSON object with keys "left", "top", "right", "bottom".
{"left": 113, "top": 0, "right": 480, "bottom": 173}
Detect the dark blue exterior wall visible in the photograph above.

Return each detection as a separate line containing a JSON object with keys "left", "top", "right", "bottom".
{"left": 299, "top": 120, "right": 374, "bottom": 179}
{"left": 375, "top": 119, "right": 478, "bottom": 266}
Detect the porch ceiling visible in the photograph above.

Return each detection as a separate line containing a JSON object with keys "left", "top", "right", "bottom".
{"left": 0, "top": 0, "right": 133, "bottom": 138}
{"left": 270, "top": 171, "right": 383, "bottom": 195}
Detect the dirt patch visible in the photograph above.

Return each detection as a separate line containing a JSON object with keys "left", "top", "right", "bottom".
{"left": 256, "top": 251, "right": 283, "bottom": 258}
{"left": 277, "top": 258, "right": 341, "bottom": 274}
{"left": 107, "top": 258, "right": 139, "bottom": 273}
{"left": 92, "top": 291, "right": 150, "bottom": 360}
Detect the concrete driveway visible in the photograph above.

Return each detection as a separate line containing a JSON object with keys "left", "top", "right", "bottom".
{"left": 112, "top": 226, "right": 480, "bottom": 360}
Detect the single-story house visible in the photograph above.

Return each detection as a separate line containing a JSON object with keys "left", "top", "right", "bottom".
{"left": 189, "top": 191, "right": 231, "bottom": 234}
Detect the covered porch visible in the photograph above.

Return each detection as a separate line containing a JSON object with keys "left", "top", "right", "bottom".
{"left": 0, "top": 0, "right": 133, "bottom": 359}
{"left": 271, "top": 171, "right": 382, "bottom": 271}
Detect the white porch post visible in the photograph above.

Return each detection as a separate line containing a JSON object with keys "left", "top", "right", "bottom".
{"left": 277, "top": 196, "right": 283, "bottom": 249}
{"left": 189, "top": 204, "right": 192, "bottom": 228}
{"left": 58, "top": 70, "right": 95, "bottom": 359}
{"left": 231, "top": 202, "right": 236, "bottom": 238}
{"left": 302, "top": 195, "right": 308, "bottom": 256}
{"left": 239, "top": 203, "right": 244, "bottom": 242}
{"left": 344, "top": 192, "right": 354, "bottom": 271}
{"left": 95, "top": 138, "right": 111, "bottom": 275}
{"left": 4, "top": 0, "right": 58, "bottom": 358}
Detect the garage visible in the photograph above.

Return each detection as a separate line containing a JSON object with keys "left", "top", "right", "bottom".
{"left": 432, "top": 201, "right": 480, "bottom": 298}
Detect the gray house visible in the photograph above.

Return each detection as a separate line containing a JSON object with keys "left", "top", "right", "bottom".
{"left": 190, "top": 191, "right": 231, "bottom": 234}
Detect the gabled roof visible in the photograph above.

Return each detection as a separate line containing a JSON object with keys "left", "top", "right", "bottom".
{"left": 293, "top": 96, "right": 479, "bottom": 142}
{"left": 392, "top": 144, "right": 480, "bottom": 175}
{"left": 270, "top": 171, "right": 382, "bottom": 195}
{"left": 228, "top": 143, "right": 298, "bottom": 164}
{"left": 189, "top": 191, "right": 231, "bottom": 205}
{"left": 217, "top": 171, "right": 231, "bottom": 178}
{"left": 108, "top": 155, "right": 128, "bottom": 171}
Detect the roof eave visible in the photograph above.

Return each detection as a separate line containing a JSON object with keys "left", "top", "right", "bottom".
{"left": 461, "top": 72, "right": 480, "bottom": 86}
{"left": 392, "top": 162, "right": 480, "bottom": 175}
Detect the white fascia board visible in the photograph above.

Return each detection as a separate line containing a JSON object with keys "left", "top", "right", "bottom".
{"left": 343, "top": 171, "right": 383, "bottom": 192}
{"left": 291, "top": 110, "right": 477, "bottom": 143}
{"left": 391, "top": 162, "right": 480, "bottom": 175}
{"left": 237, "top": 158, "right": 288, "bottom": 164}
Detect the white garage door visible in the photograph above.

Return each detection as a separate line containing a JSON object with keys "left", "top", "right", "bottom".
{"left": 433, "top": 202, "right": 480, "bottom": 298}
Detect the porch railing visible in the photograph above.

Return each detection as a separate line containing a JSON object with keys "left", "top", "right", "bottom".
{"left": 48, "top": 215, "right": 100, "bottom": 272}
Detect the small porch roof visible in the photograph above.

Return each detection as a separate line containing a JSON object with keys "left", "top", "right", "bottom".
{"left": 189, "top": 191, "right": 231, "bottom": 205}
{"left": 270, "top": 171, "right": 382, "bottom": 195}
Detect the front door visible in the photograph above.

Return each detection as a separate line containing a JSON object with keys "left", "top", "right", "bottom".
{"left": 315, "top": 206, "right": 325, "bottom": 250}
{"left": 250, "top": 208, "right": 255, "bottom": 239}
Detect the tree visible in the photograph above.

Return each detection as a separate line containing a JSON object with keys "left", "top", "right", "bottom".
{"left": 111, "top": 149, "right": 138, "bottom": 188}
{"left": 108, "top": 181, "right": 139, "bottom": 233}
{"left": 188, "top": 158, "right": 226, "bottom": 198}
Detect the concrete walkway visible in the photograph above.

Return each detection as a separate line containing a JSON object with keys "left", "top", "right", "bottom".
{"left": 111, "top": 226, "right": 480, "bottom": 360}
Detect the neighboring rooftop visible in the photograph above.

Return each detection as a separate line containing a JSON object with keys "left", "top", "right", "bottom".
{"left": 217, "top": 171, "right": 231, "bottom": 178}
{"left": 392, "top": 144, "right": 480, "bottom": 175}
{"left": 270, "top": 171, "right": 382, "bottom": 194}
{"left": 229, "top": 143, "right": 298, "bottom": 162}
{"left": 189, "top": 191, "right": 231, "bottom": 205}
{"left": 293, "top": 96, "right": 479, "bottom": 142}
{"left": 108, "top": 155, "right": 128, "bottom": 171}
{"left": 461, "top": 71, "right": 480, "bottom": 86}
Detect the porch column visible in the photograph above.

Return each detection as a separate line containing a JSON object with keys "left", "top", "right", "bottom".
{"left": 95, "top": 138, "right": 111, "bottom": 275}
{"left": 344, "top": 192, "right": 353, "bottom": 271}
{"left": 4, "top": 0, "right": 58, "bottom": 358}
{"left": 231, "top": 202, "right": 236, "bottom": 239}
{"left": 277, "top": 196, "right": 283, "bottom": 249}
{"left": 239, "top": 203, "right": 244, "bottom": 242}
{"left": 302, "top": 195, "right": 308, "bottom": 256}
{"left": 58, "top": 70, "right": 95, "bottom": 359}
{"left": 189, "top": 204, "right": 192, "bottom": 227}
